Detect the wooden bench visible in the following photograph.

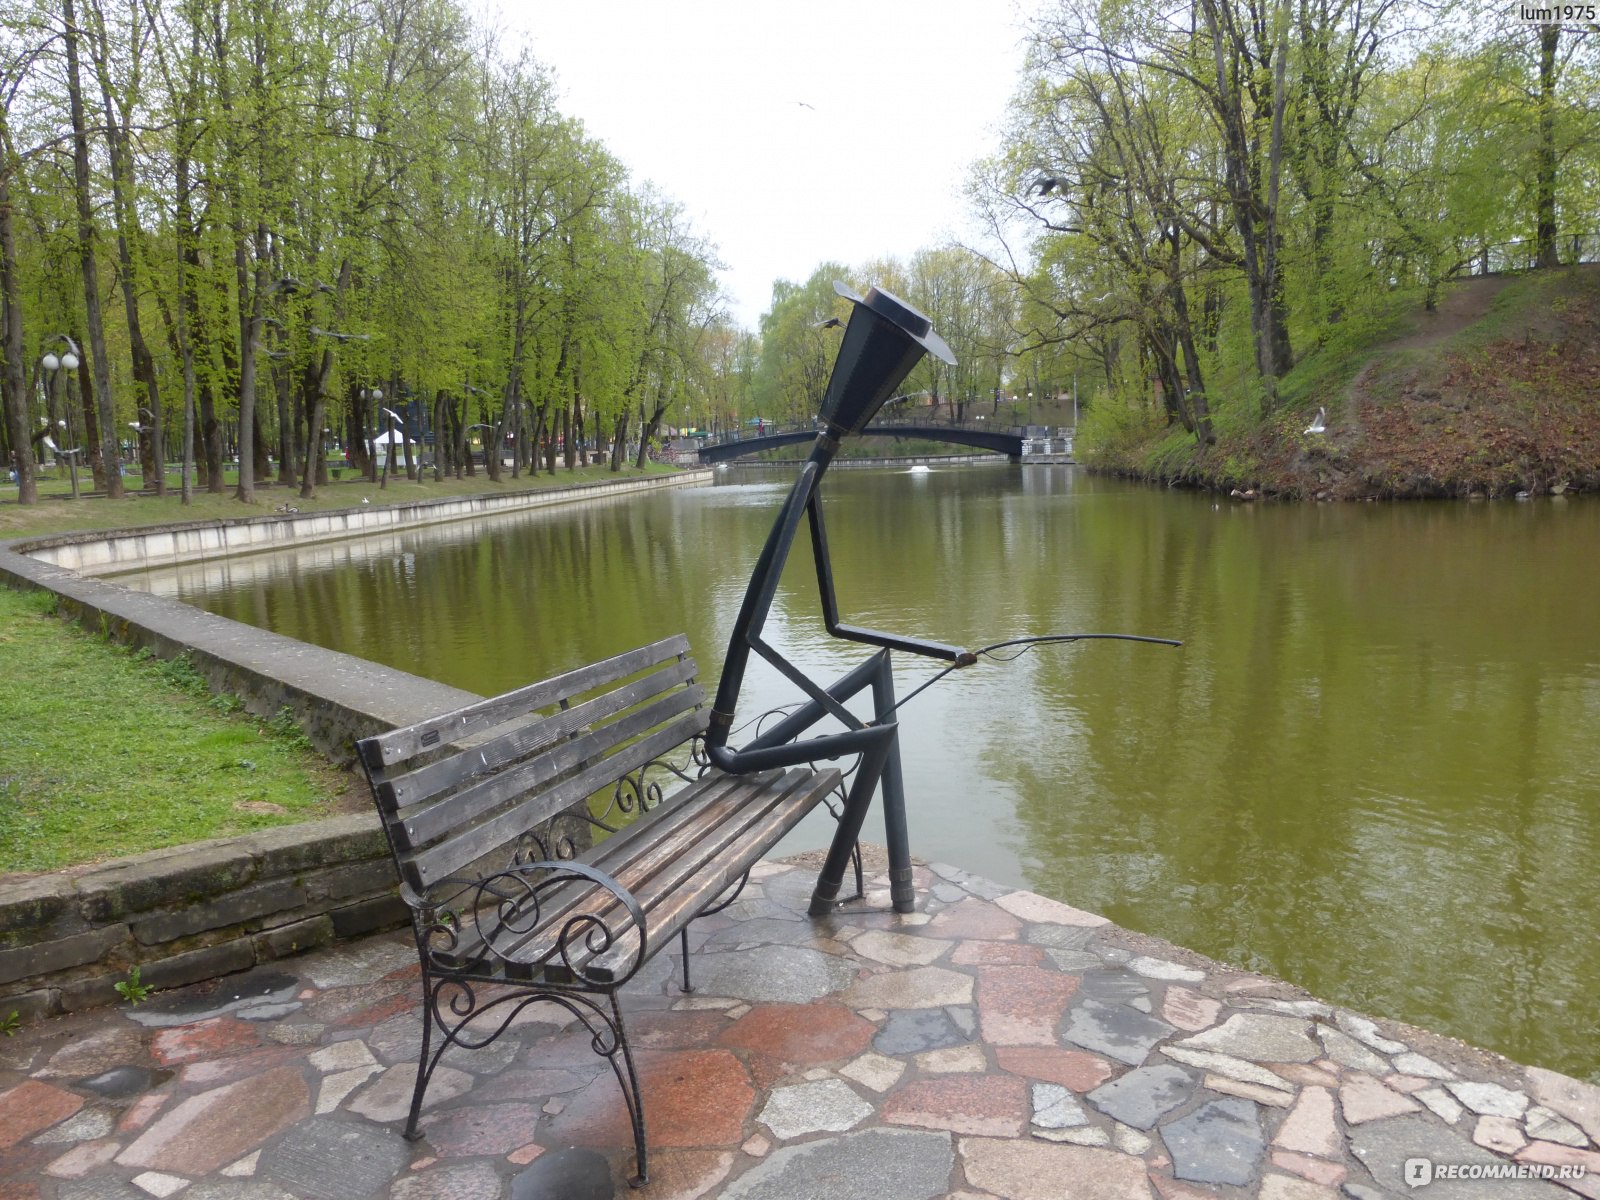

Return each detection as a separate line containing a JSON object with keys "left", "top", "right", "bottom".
{"left": 355, "top": 634, "right": 843, "bottom": 1186}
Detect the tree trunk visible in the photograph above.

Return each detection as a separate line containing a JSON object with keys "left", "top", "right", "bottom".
{"left": 0, "top": 125, "right": 35, "bottom": 504}
{"left": 1535, "top": 23, "right": 1561, "bottom": 270}
{"left": 61, "top": 0, "right": 122, "bottom": 498}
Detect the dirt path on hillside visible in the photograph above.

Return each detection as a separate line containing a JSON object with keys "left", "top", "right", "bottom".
{"left": 1384, "top": 273, "right": 1519, "bottom": 351}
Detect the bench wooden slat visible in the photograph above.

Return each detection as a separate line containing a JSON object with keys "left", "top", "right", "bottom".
{"left": 404, "top": 710, "right": 708, "bottom": 890}
{"left": 378, "top": 658, "right": 700, "bottom": 812}
{"left": 480, "top": 766, "right": 839, "bottom": 983}
{"left": 482, "top": 770, "right": 771, "bottom": 966}
{"left": 584, "top": 767, "right": 840, "bottom": 980}
{"left": 393, "top": 684, "right": 705, "bottom": 853}
{"left": 359, "top": 634, "right": 691, "bottom": 769}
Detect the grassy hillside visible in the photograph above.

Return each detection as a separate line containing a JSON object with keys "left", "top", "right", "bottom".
{"left": 1083, "top": 264, "right": 1600, "bottom": 500}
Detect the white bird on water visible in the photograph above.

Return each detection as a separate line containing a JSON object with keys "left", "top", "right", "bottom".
{"left": 1305, "top": 406, "right": 1327, "bottom": 435}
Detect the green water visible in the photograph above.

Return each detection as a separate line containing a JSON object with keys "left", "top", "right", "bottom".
{"left": 132, "top": 466, "right": 1600, "bottom": 1081}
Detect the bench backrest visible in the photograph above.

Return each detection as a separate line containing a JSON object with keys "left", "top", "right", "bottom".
{"left": 355, "top": 635, "right": 706, "bottom": 894}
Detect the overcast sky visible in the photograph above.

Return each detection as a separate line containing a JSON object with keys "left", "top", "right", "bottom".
{"left": 503, "top": 0, "right": 1038, "bottom": 330}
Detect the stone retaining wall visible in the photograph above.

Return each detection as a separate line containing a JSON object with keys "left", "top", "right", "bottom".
{"left": 0, "top": 816, "right": 405, "bottom": 1023}
{"left": 0, "top": 472, "right": 709, "bottom": 1015}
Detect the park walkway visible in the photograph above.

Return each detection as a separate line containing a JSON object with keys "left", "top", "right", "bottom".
{"left": 2, "top": 857, "right": 1597, "bottom": 1199}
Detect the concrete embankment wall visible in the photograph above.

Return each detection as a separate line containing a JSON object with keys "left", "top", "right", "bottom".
{"left": 0, "top": 471, "right": 710, "bottom": 1019}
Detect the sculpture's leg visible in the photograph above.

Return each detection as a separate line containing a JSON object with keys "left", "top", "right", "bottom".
{"left": 808, "top": 725, "right": 895, "bottom": 916}
{"left": 869, "top": 654, "right": 916, "bottom": 913}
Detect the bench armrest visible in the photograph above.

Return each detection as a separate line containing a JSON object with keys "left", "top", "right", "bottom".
{"left": 452, "top": 860, "right": 650, "bottom": 987}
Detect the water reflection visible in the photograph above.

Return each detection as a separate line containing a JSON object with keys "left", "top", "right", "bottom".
{"left": 123, "top": 469, "right": 1600, "bottom": 1081}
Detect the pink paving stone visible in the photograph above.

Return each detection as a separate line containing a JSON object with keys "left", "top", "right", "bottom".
{"left": 995, "top": 1045, "right": 1117, "bottom": 1092}
{"left": 960, "top": 1136, "right": 1149, "bottom": 1200}
{"left": 1275, "top": 1086, "right": 1342, "bottom": 1157}
{"left": 716, "top": 1003, "right": 875, "bottom": 1070}
{"left": 880, "top": 1075, "right": 1028, "bottom": 1137}
{"left": 1515, "top": 1140, "right": 1600, "bottom": 1172}
{"left": 926, "top": 898, "right": 1023, "bottom": 941}
{"left": 1160, "top": 986, "right": 1222, "bottom": 1033}
{"left": 991, "top": 891, "right": 1110, "bottom": 928}
{"left": 1272, "top": 1063, "right": 1341, "bottom": 1088}
{"left": 627, "top": 1011, "right": 731, "bottom": 1051}
{"left": 116, "top": 1065, "right": 310, "bottom": 1176}
{"left": 420, "top": 1102, "right": 544, "bottom": 1157}
{"left": 1473, "top": 1114, "right": 1528, "bottom": 1154}
{"left": 950, "top": 940, "right": 1048, "bottom": 967}
{"left": 149, "top": 1017, "right": 261, "bottom": 1066}
{"left": 117, "top": 1093, "right": 169, "bottom": 1134}
{"left": 0, "top": 1183, "right": 42, "bottom": 1200}
{"left": 1151, "top": 1178, "right": 1218, "bottom": 1200}
{"left": 1272, "top": 1149, "right": 1349, "bottom": 1187}
{"left": 40, "top": 1026, "right": 147, "bottom": 1078}
{"left": 1386, "top": 1074, "right": 1430, "bottom": 1094}
{"left": 1526, "top": 1066, "right": 1600, "bottom": 1144}
{"left": 0, "top": 1081, "right": 84, "bottom": 1149}
{"left": 542, "top": 1050, "right": 753, "bottom": 1149}
{"left": 43, "top": 1139, "right": 122, "bottom": 1179}
{"left": 1258, "top": 1177, "right": 1343, "bottom": 1200}
{"left": 975, "top": 966, "right": 1081, "bottom": 1046}
{"left": 638, "top": 1149, "right": 735, "bottom": 1200}
{"left": 1339, "top": 1072, "right": 1421, "bottom": 1125}
{"left": 506, "top": 1144, "right": 543, "bottom": 1166}
{"left": 178, "top": 1045, "right": 304, "bottom": 1087}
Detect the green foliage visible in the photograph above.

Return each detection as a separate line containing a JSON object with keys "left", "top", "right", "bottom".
{"left": 1, "top": 1011, "right": 19, "bottom": 1037}
{"left": 114, "top": 966, "right": 151, "bottom": 1005}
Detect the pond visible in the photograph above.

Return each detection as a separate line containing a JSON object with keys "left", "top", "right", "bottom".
{"left": 127, "top": 465, "right": 1600, "bottom": 1082}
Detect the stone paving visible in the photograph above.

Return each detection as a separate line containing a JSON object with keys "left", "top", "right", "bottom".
{"left": 2, "top": 858, "right": 1598, "bottom": 1199}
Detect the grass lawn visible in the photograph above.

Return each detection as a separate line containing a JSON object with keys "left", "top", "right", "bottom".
{"left": 0, "top": 460, "right": 681, "bottom": 541}
{"left": 0, "top": 585, "right": 362, "bottom": 874}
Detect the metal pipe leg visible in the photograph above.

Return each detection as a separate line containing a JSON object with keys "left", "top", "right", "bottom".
{"left": 609, "top": 993, "right": 650, "bottom": 1187}
{"left": 870, "top": 658, "right": 916, "bottom": 913}
{"left": 808, "top": 728, "right": 894, "bottom": 916}
{"left": 679, "top": 927, "right": 693, "bottom": 993}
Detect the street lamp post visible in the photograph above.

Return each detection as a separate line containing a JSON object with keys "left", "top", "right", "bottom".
{"left": 40, "top": 338, "right": 83, "bottom": 500}
{"left": 359, "top": 387, "right": 384, "bottom": 485}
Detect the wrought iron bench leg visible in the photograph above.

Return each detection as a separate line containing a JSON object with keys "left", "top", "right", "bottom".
{"left": 679, "top": 927, "right": 693, "bottom": 993}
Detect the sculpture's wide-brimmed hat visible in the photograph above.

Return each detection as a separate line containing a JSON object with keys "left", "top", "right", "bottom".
{"left": 819, "top": 282, "right": 956, "bottom": 435}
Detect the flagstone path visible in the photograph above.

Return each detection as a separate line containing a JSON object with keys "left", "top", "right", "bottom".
{"left": 2, "top": 859, "right": 1597, "bottom": 1198}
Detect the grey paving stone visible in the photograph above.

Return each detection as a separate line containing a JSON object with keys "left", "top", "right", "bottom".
{"left": 510, "top": 1147, "right": 613, "bottom": 1200}
{"left": 946, "top": 1006, "right": 977, "bottom": 1037}
{"left": 185, "top": 1183, "right": 299, "bottom": 1200}
{"left": 1076, "top": 972, "right": 1152, "bottom": 1007}
{"left": 757, "top": 1079, "right": 873, "bottom": 1139}
{"left": 76, "top": 1066, "right": 171, "bottom": 1099}
{"left": 391, "top": 1161, "right": 506, "bottom": 1200}
{"left": 1024, "top": 923, "right": 1099, "bottom": 950}
{"left": 1347, "top": 1112, "right": 1570, "bottom": 1198}
{"left": 1174, "top": 1012, "right": 1320, "bottom": 1063}
{"left": 688, "top": 945, "right": 858, "bottom": 1003}
{"left": 58, "top": 1179, "right": 147, "bottom": 1200}
{"left": 719, "top": 1127, "right": 953, "bottom": 1200}
{"left": 874, "top": 1008, "right": 970, "bottom": 1056}
{"left": 704, "top": 918, "right": 820, "bottom": 947}
{"left": 1031, "top": 1083, "right": 1090, "bottom": 1129}
{"left": 123, "top": 967, "right": 301, "bottom": 1028}
{"left": 298, "top": 937, "right": 416, "bottom": 990}
{"left": 258, "top": 1117, "right": 411, "bottom": 1200}
{"left": 1160, "top": 1097, "right": 1265, "bottom": 1186}
{"left": 1045, "top": 948, "right": 1104, "bottom": 972}
{"left": 1086, "top": 1064, "right": 1198, "bottom": 1130}
{"left": 1060, "top": 997, "right": 1176, "bottom": 1066}
{"left": 30, "top": 1106, "right": 116, "bottom": 1143}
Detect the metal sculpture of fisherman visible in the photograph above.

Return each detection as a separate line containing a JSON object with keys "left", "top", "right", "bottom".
{"left": 703, "top": 282, "right": 972, "bottom": 917}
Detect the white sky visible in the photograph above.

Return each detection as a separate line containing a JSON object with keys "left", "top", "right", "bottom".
{"left": 503, "top": 0, "right": 1037, "bottom": 330}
